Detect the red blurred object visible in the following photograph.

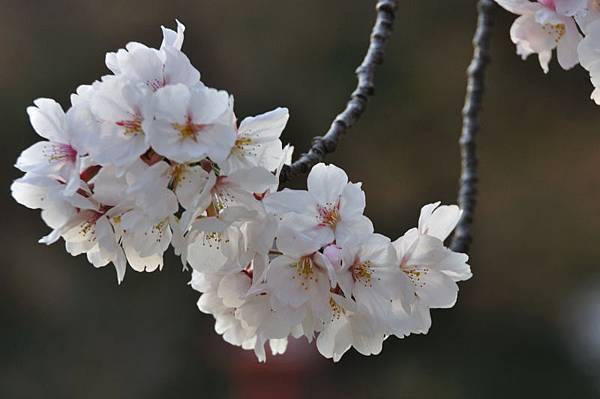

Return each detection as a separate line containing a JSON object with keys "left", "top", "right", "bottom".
{"left": 228, "top": 338, "right": 328, "bottom": 399}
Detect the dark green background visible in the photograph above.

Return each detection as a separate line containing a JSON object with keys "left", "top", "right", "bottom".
{"left": 2, "top": 0, "right": 600, "bottom": 397}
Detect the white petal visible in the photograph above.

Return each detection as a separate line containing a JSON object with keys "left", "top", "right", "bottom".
{"left": 307, "top": 163, "right": 348, "bottom": 205}
{"left": 557, "top": 19, "right": 582, "bottom": 70}
{"left": 27, "top": 98, "right": 68, "bottom": 143}
{"left": 415, "top": 270, "right": 459, "bottom": 309}
{"left": 161, "top": 19, "right": 185, "bottom": 50}
{"left": 263, "top": 188, "right": 316, "bottom": 216}
{"left": 276, "top": 213, "right": 333, "bottom": 257}
{"left": 418, "top": 202, "right": 461, "bottom": 241}
{"left": 218, "top": 272, "right": 251, "bottom": 308}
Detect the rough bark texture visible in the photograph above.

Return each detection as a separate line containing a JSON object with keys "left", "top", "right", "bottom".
{"left": 450, "top": 0, "right": 496, "bottom": 254}
{"left": 279, "top": 0, "right": 398, "bottom": 183}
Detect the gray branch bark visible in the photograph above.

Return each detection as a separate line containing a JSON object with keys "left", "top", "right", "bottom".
{"left": 279, "top": 0, "right": 398, "bottom": 183}
{"left": 450, "top": 0, "right": 496, "bottom": 254}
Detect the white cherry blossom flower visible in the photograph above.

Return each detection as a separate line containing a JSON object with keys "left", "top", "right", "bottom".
{"left": 105, "top": 21, "right": 200, "bottom": 91}
{"left": 390, "top": 203, "right": 472, "bottom": 335}
{"left": 267, "top": 251, "right": 335, "bottom": 329}
{"left": 144, "top": 84, "right": 236, "bottom": 163}
{"left": 11, "top": 19, "right": 480, "bottom": 363}
{"left": 337, "top": 234, "right": 415, "bottom": 329}
{"left": 265, "top": 163, "right": 373, "bottom": 254}
{"left": 87, "top": 77, "right": 151, "bottom": 168}
{"left": 17, "top": 99, "right": 91, "bottom": 194}
{"left": 495, "top": 0, "right": 585, "bottom": 72}
{"left": 220, "top": 107, "right": 290, "bottom": 174}
{"left": 169, "top": 162, "right": 215, "bottom": 211}
{"left": 316, "top": 294, "right": 385, "bottom": 362}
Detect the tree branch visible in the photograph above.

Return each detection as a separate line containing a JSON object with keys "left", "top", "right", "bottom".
{"left": 450, "top": 0, "right": 496, "bottom": 254}
{"left": 279, "top": 0, "right": 398, "bottom": 183}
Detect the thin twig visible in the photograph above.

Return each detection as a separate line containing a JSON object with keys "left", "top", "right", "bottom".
{"left": 450, "top": 0, "right": 496, "bottom": 254}
{"left": 279, "top": 0, "right": 398, "bottom": 183}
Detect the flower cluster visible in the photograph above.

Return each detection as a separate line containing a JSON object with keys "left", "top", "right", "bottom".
{"left": 12, "top": 21, "right": 471, "bottom": 362}
{"left": 496, "top": 0, "right": 600, "bottom": 103}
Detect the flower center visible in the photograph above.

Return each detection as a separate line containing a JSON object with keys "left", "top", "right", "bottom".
{"left": 235, "top": 136, "right": 252, "bottom": 150}
{"left": 44, "top": 143, "right": 77, "bottom": 163}
{"left": 201, "top": 231, "right": 228, "bottom": 249}
{"left": 352, "top": 260, "right": 373, "bottom": 287}
{"left": 542, "top": 23, "right": 565, "bottom": 44}
{"left": 211, "top": 177, "right": 234, "bottom": 211}
{"left": 292, "top": 256, "right": 317, "bottom": 289}
{"left": 173, "top": 116, "right": 206, "bottom": 141}
{"left": 318, "top": 202, "right": 340, "bottom": 228}
{"left": 170, "top": 163, "right": 187, "bottom": 190}
{"left": 329, "top": 297, "right": 344, "bottom": 320}
{"left": 116, "top": 116, "right": 143, "bottom": 136}
{"left": 404, "top": 267, "right": 430, "bottom": 289}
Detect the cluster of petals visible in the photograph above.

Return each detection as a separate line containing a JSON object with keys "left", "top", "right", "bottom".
{"left": 12, "top": 21, "right": 472, "bottom": 362}
{"left": 190, "top": 163, "right": 471, "bottom": 362}
{"left": 495, "top": 0, "right": 600, "bottom": 103}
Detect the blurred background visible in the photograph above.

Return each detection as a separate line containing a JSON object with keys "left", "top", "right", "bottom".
{"left": 1, "top": 0, "right": 600, "bottom": 397}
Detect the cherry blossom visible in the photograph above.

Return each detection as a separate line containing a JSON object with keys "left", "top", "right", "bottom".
{"left": 17, "top": 99, "right": 89, "bottom": 195}
{"left": 12, "top": 20, "right": 475, "bottom": 363}
{"left": 578, "top": 18, "right": 600, "bottom": 103}
{"left": 220, "top": 107, "right": 290, "bottom": 174}
{"left": 144, "top": 83, "right": 236, "bottom": 163}
{"left": 264, "top": 163, "right": 373, "bottom": 255}
{"left": 495, "top": 0, "right": 585, "bottom": 72}
{"left": 105, "top": 20, "right": 200, "bottom": 91}
{"left": 391, "top": 203, "right": 472, "bottom": 334}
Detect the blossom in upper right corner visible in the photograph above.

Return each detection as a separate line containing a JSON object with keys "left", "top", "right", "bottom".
{"left": 578, "top": 17, "right": 600, "bottom": 104}
{"left": 495, "top": 0, "right": 585, "bottom": 73}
